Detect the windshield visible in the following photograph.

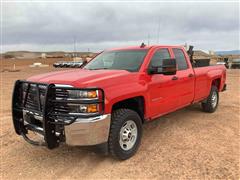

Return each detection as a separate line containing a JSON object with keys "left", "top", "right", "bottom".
{"left": 84, "top": 50, "right": 148, "bottom": 72}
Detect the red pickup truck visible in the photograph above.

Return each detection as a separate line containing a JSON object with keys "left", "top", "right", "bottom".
{"left": 12, "top": 45, "right": 226, "bottom": 160}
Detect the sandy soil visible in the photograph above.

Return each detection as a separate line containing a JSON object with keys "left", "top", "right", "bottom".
{"left": 0, "top": 62, "right": 239, "bottom": 179}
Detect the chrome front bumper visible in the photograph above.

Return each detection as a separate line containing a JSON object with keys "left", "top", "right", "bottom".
{"left": 64, "top": 114, "right": 111, "bottom": 146}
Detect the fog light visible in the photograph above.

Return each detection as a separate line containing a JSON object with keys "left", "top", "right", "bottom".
{"left": 69, "top": 104, "right": 99, "bottom": 114}
{"left": 79, "top": 105, "right": 88, "bottom": 113}
{"left": 87, "top": 104, "right": 98, "bottom": 113}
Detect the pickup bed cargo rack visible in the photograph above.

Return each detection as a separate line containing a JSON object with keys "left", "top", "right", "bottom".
{"left": 12, "top": 80, "right": 104, "bottom": 149}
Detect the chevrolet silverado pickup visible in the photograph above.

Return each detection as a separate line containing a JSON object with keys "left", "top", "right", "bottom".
{"left": 12, "top": 45, "right": 226, "bottom": 160}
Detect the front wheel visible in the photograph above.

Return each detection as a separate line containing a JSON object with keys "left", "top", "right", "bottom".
{"left": 201, "top": 86, "right": 219, "bottom": 113}
{"left": 108, "top": 108, "right": 142, "bottom": 160}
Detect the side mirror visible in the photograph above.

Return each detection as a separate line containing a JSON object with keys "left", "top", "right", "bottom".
{"left": 148, "top": 58, "right": 177, "bottom": 75}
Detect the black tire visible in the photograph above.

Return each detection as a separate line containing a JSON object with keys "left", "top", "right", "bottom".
{"left": 108, "top": 108, "right": 142, "bottom": 160}
{"left": 201, "top": 86, "right": 219, "bottom": 113}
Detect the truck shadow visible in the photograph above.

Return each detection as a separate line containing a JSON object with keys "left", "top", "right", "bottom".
{"left": 143, "top": 103, "right": 202, "bottom": 130}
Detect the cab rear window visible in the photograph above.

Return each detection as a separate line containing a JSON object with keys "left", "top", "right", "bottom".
{"left": 173, "top": 48, "right": 188, "bottom": 70}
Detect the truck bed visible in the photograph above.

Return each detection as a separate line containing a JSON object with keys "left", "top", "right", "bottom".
{"left": 193, "top": 64, "right": 226, "bottom": 102}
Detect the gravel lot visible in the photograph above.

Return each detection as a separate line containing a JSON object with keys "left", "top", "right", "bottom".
{"left": 0, "top": 64, "right": 239, "bottom": 179}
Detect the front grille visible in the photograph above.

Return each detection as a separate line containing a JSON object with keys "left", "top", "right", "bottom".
{"left": 55, "top": 89, "right": 69, "bottom": 99}
{"left": 53, "top": 104, "right": 71, "bottom": 113}
{"left": 54, "top": 88, "right": 71, "bottom": 114}
{"left": 22, "top": 84, "right": 72, "bottom": 115}
{"left": 18, "top": 81, "right": 104, "bottom": 120}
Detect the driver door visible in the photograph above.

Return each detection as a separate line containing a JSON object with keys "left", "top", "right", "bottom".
{"left": 147, "top": 48, "right": 180, "bottom": 118}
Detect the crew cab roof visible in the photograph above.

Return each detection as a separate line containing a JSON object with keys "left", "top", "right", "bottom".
{"left": 107, "top": 45, "right": 185, "bottom": 51}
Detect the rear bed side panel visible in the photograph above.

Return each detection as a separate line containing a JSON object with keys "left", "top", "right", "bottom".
{"left": 206, "top": 68, "right": 225, "bottom": 92}
{"left": 193, "top": 65, "right": 226, "bottom": 102}
{"left": 193, "top": 67, "right": 210, "bottom": 102}
{"left": 220, "top": 68, "right": 227, "bottom": 91}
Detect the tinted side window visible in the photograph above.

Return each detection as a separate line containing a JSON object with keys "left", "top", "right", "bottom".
{"left": 173, "top": 48, "right": 188, "bottom": 70}
{"left": 150, "top": 49, "right": 170, "bottom": 67}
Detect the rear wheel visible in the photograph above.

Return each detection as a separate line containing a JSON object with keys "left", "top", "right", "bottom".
{"left": 201, "top": 86, "right": 219, "bottom": 113}
{"left": 108, "top": 108, "right": 142, "bottom": 160}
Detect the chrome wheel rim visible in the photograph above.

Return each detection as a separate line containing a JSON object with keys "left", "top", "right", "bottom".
{"left": 119, "top": 120, "right": 138, "bottom": 151}
{"left": 211, "top": 91, "right": 218, "bottom": 108}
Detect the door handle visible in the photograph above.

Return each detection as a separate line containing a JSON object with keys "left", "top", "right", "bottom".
{"left": 188, "top": 74, "right": 194, "bottom": 78}
{"left": 172, "top": 76, "right": 178, "bottom": 80}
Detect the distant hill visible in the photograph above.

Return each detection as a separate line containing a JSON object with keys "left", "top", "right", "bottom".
{"left": 2, "top": 51, "right": 97, "bottom": 59}
{"left": 215, "top": 50, "right": 240, "bottom": 55}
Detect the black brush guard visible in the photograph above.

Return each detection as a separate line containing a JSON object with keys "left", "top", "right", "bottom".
{"left": 12, "top": 80, "right": 104, "bottom": 149}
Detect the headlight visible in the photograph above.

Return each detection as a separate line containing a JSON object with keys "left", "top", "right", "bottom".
{"left": 65, "top": 89, "right": 102, "bottom": 114}
{"left": 68, "top": 90, "right": 98, "bottom": 99}
{"left": 54, "top": 88, "right": 103, "bottom": 116}
{"left": 68, "top": 104, "right": 99, "bottom": 114}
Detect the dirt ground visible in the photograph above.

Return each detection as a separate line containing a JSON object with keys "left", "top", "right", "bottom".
{"left": 0, "top": 61, "right": 239, "bottom": 179}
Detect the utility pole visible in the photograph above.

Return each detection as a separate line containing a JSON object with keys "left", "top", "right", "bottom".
{"left": 73, "top": 36, "right": 76, "bottom": 57}
{"left": 157, "top": 17, "right": 160, "bottom": 44}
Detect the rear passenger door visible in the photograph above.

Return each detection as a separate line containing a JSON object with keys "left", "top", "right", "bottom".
{"left": 172, "top": 48, "right": 195, "bottom": 107}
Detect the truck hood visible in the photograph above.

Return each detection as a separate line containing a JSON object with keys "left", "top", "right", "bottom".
{"left": 27, "top": 69, "right": 131, "bottom": 87}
